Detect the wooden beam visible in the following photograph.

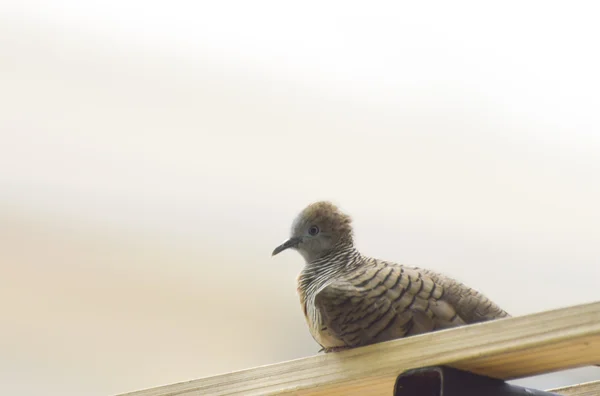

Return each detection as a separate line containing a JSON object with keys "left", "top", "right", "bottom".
{"left": 551, "top": 380, "right": 600, "bottom": 395}
{"left": 119, "top": 301, "right": 600, "bottom": 396}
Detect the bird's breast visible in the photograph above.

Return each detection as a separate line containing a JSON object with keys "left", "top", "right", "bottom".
{"left": 298, "top": 270, "right": 347, "bottom": 349}
{"left": 303, "top": 298, "right": 346, "bottom": 349}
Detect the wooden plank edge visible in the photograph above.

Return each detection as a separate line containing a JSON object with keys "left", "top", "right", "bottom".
{"left": 551, "top": 380, "right": 600, "bottom": 395}
{"left": 118, "top": 301, "right": 600, "bottom": 396}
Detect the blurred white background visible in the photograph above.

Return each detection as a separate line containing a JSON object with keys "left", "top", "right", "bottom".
{"left": 1, "top": 1, "right": 599, "bottom": 395}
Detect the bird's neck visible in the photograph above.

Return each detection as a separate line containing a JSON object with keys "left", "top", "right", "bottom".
{"left": 297, "top": 244, "right": 363, "bottom": 300}
{"left": 309, "top": 244, "right": 362, "bottom": 271}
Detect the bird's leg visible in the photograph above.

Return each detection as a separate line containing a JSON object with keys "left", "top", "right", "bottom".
{"left": 321, "top": 346, "right": 350, "bottom": 353}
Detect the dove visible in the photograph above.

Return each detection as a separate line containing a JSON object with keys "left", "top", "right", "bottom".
{"left": 272, "top": 201, "right": 510, "bottom": 353}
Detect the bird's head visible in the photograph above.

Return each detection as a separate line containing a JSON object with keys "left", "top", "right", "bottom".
{"left": 272, "top": 201, "right": 354, "bottom": 262}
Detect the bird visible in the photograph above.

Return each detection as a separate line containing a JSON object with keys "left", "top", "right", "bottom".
{"left": 272, "top": 201, "right": 510, "bottom": 353}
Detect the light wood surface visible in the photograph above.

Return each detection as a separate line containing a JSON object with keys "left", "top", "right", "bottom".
{"left": 119, "top": 301, "right": 600, "bottom": 396}
{"left": 552, "top": 380, "right": 600, "bottom": 395}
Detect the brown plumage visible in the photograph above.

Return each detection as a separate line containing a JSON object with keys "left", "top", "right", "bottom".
{"left": 272, "top": 201, "right": 510, "bottom": 352}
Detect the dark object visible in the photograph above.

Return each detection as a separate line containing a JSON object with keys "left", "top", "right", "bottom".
{"left": 393, "top": 366, "right": 560, "bottom": 396}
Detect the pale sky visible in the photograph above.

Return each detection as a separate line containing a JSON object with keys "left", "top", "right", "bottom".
{"left": 1, "top": 2, "right": 599, "bottom": 395}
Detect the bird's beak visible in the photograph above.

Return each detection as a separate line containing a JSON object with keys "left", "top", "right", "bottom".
{"left": 272, "top": 237, "right": 302, "bottom": 256}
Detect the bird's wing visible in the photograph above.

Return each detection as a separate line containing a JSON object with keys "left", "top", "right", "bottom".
{"left": 419, "top": 267, "right": 510, "bottom": 323}
{"left": 314, "top": 262, "right": 469, "bottom": 348}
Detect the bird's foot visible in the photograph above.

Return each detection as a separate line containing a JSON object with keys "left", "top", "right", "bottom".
{"left": 319, "top": 346, "right": 350, "bottom": 353}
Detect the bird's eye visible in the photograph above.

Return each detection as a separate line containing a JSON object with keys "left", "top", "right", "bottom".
{"left": 308, "top": 226, "right": 320, "bottom": 236}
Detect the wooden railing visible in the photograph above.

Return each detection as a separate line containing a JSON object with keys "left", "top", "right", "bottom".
{"left": 119, "top": 301, "right": 600, "bottom": 395}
